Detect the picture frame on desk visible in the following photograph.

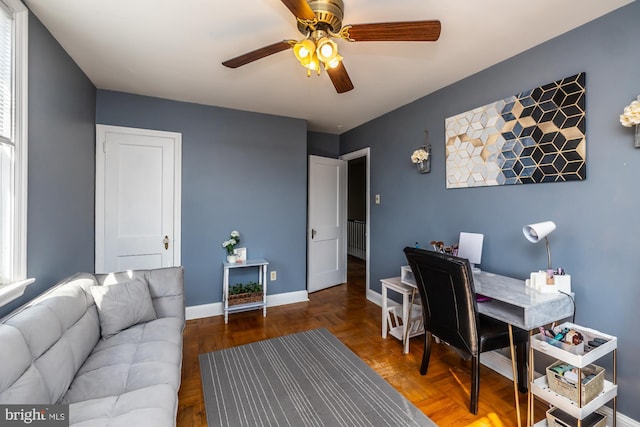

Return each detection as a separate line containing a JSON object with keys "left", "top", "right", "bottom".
{"left": 234, "top": 247, "right": 247, "bottom": 263}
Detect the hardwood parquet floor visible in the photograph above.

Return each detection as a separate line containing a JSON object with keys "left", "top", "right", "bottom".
{"left": 177, "top": 256, "right": 547, "bottom": 426}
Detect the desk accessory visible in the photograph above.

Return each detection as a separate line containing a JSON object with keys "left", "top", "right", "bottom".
{"left": 525, "top": 270, "right": 571, "bottom": 293}
{"left": 553, "top": 273, "right": 571, "bottom": 293}
{"left": 523, "top": 221, "right": 556, "bottom": 270}
{"left": 527, "top": 271, "right": 557, "bottom": 293}
{"left": 457, "top": 232, "right": 484, "bottom": 272}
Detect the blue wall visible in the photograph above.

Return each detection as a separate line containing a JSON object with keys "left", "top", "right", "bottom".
{"left": 341, "top": 2, "right": 640, "bottom": 419}
{"left": 0, "top": 13, "right": 97, "bottom": 318}
{"left": 308, "top": 131, "right": 340, "bottom": 158}
{"left": 96, "top": 91, "right": 308, "bottom": 307}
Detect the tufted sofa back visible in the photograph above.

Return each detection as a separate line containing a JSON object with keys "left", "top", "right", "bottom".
{"left": 0, "top": 273, "right": 100, "bottom": 404}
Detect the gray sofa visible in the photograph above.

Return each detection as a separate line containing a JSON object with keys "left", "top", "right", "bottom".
{"left": 0, "top": 266, "right": 185, "bottom": 427}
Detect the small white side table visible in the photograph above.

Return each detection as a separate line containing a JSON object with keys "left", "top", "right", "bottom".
{"left": 223, "top": 258, "right": 268, "bottom": 324}
{"left": 380, "top": 276, "right": 424, "bottom": 354}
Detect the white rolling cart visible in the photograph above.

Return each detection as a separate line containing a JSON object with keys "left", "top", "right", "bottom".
{"left": 529, "top": 323, "right": 617, "bottom": 427}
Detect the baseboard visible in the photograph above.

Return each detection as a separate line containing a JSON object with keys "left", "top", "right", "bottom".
{"left": 266, "top": 290, "right": 309, "bottom": 307}
{"left": 185, "top": 290, "right": 309, "bottom": 320}
{"left": 366, "top": 288, "right": 383, "bottom": 307}
{"left": 480, "top": 350, "right": 518, "bottom": 381}
{"left": 598, "top": 406, "right": 639, "bottom": 427}
{"left": 186, "top": 302, "right": 222, "bottom": 320}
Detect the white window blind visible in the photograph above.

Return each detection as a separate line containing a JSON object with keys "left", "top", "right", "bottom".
{"left": 0, "top": 0, "right": 29, "bottom": 303}
{"left": 0, "top": 3, "right": 14, "bottom": 285}
{"left": 0, "top": 3, "right": 12, "bottom": 145}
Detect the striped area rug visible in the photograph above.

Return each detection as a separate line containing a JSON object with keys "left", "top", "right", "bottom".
{"left": 199, "top": 328, "right": 436, "bottom": 427}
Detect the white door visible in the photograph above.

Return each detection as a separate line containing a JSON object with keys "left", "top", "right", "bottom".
{"left": 308, "top": 155, "right": 347, "bottom": 293}
{"left": 95, "top": 125, "right": 181, "bottom": 273}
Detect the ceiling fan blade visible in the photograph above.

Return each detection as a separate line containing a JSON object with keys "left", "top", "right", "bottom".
{"left": 346, "top": 20, "right": 441, "bottom": 42}
{"left": 280, "top": 0, "right": 316, "bottom": 21}
{"left": 222, "top": 41, "right": 293, "bottom": 68}
{"left": 326, "top": 62, "right": 354, "bottom": 94}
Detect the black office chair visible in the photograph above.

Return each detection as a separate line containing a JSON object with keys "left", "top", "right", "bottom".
{"left": 403, "top": 247, "right": 528, "bottom": 414}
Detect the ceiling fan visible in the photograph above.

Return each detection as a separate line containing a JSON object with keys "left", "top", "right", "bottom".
{"left": 222, "top": 0, "right": 441, "bottom": 94}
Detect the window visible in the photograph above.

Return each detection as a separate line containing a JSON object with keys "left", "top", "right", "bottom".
{"left": 0, "top": 0, "right": 30, "bottom": 306}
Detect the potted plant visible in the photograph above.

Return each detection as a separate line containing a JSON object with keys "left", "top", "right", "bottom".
{"left": 222, "top": 230, "right": 240, "bottom": 263}
{"left": 228, "top": 281, "right": 263, "bottom": 306}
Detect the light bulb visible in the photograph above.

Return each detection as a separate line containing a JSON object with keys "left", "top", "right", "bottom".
{"left": 320, "top": 43, "right": 333, "bottom": 58}
{"left": 308, "top": 57, "right": 319, "bottom": 71}
{"left": 316, "top": 37, "right": 338, "bottom": 63}
{"left": 328, "top": 55, "right": 342, "bottom": 69}
{"left": 293, "top": 39, "right": 316, "bottom": 65}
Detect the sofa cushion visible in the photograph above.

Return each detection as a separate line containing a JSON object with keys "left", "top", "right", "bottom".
{"left": 68, "top": 384, "right": 177, "bottom": 427}
{"left": 62, "top": 317, "right": 183, "bottom": 404}
{"left": 90, "top": 277, "right": 157, "bottom": 338}
{"left": 94, "top": 267, "right": 185, "bottom": 323}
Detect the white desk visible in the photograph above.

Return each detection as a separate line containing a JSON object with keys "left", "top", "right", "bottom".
{"left": 472, "top": 271, "right": 574, "bottom": 330}
{"left": 398, "top": 267, "right": 574, "bottom": 336}
{"left": 475, "top": 271, "right": 575, "bottom": 427}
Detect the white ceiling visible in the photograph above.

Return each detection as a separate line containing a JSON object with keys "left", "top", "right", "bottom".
{"left": 24, "top": 0, "right": 633, "bottom": 134}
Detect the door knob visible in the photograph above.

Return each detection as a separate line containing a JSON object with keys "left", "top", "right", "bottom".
{"left": 311, "top": 229, "right": 317, "bottom": 239}
{"left": 163, "top": 235, "right": 169, "bottom": 250}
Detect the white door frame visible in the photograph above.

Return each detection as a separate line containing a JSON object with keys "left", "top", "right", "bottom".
{"left": 340, "top": 147, "right": 370, "bottom": 297}
{"left": 95, "top": 124, "right": 182, "bottom": 272}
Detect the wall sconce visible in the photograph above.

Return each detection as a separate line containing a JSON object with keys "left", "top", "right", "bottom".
{"left": 411, "top": 130, "right": 431, "bottom": 173}
{"left": 619, "top": 95, "right": 640, "bottom": 148}
{"left": 522, "top": 221, "right": 556, "bottom": 270}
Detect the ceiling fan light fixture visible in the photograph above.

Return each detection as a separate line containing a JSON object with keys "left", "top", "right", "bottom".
{"left": 303, "top": 52, "right": 321, "bottom": 77}
{"left": 221, "top": 0, "right": 441, "bottom": 93}
{"left": 293, "top": 39, "right": 316, "bottom": 63}
{"left": 316, "top": 37, "right": 338, "bottom": 62}
{"left": 310, "top": 56, "right": 321, "bottom": 71}
{"left": 327, "top": 54, "right": 342, "bottom": 69}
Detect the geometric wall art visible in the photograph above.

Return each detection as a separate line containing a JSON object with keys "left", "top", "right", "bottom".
{"left": 445, "top": 73, "right": 586, "bottom": 188}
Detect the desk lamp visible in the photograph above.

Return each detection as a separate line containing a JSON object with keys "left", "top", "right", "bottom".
{"left": 522, "top": 221, "right": 556, "bottom": 270}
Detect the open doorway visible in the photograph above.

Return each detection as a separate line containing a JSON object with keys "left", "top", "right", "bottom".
{"left": 340, "top": 148, "right": 370, "bottom": 296}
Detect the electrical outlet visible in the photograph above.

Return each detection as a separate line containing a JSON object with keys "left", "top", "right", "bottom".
{"left": 270, "top": 271, "right": 277, "bottom": 281}
{"left": 375, "top": 194, "right": 381, "bottom": 204}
